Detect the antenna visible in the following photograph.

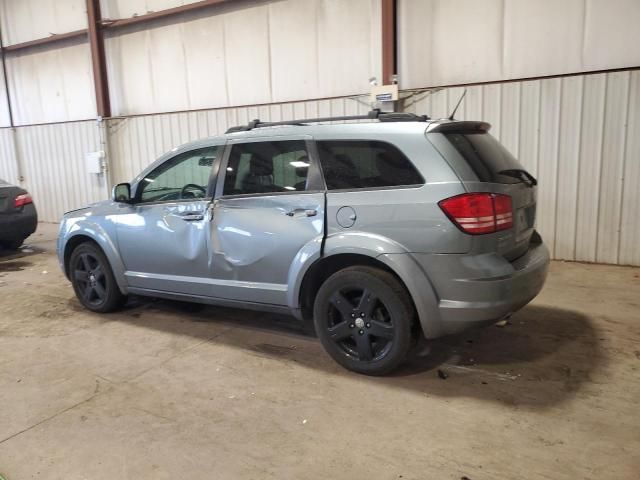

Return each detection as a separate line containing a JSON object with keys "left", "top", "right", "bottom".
{"left": 448, "top": 89, "right": 467, "bottom": 120}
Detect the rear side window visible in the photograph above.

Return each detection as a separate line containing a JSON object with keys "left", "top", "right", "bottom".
{"left": 317, "top": 140, "right": 424, "bottom": 190}
{"left": 444, "top": 132, "right": 524, "bottom": 184}
{"left": 223, "top": 141, "right": 309, "bottom": 195}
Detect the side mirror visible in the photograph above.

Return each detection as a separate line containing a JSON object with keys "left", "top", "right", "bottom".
{"left": 112, "top": 183, "right": 131, "bottom": 203}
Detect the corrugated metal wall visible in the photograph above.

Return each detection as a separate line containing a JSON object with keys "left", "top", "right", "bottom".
{"left": 404, "top": 70, "right": 640, "bottom": 266}
{"left": 0, "top": 128, "right": 19, "bottom": 183}
{"left": 2, "top": 121, "right": 107, "bottom": 223}
{"left": 0, "top": 71, "right": 638, "bottom": 266}
{"left": 108, "top": 96, "right": 370, "bottom": 182}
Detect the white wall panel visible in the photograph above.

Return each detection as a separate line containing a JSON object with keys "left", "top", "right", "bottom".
{"left": 399, "top": 0, "right": 640, "bottom": 89}
{"left": 405, "top": 70, "right": 640, "bottom": 265}
{"left": 618, "top": 72, "right": 640, "bottom": 266}
{"left": 554, "top": 76, "right": 583, "bottom": 261}
{"left": 503, "top": 0, "right": 585, "bottom": 80}
{"left": 584, "top": 0, "right": 640, "bottom": 71}
{"left": 575, "top": 74, "right": 606, "bottom": 262}
{"left": 105, "top": 0, "right": 381, "bottom": 116}
{"left": 596, "top": 72, "right": 629, "bottom": 264}
{"left": 0, "top": 58, "right": 11, "bottom": 127}
{"left": 0, "top": 0, "right": 86, "bottom": 45}
{"left": 223, "top": 3, "right": 271, "bottom": 106}
{"left": 7, "top": 41, "right": 96, "bottom": 125}
{"left": 6, "top": 121, "right": 106, "bottom": 222}
{"left": 0, "top": 128, "right": 19, "bottom": 183}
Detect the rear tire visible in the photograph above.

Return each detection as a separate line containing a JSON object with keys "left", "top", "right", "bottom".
{"left": 69, "top": 242, "right": 126, "bottom": 313}
{"left": 313, "top": 266, "right": 414, "bottom": 375}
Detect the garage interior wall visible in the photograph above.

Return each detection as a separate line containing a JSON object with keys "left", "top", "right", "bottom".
{"left": 0, "top": 0, "right": 639, "bottom": 267}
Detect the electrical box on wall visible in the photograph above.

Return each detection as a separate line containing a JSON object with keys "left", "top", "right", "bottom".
{"left": 86, "top": 151, "right": 105, "bottom": 174}
{"left": 370, "top": 84, "right": 399, "bottom": 112}
{"left": 370, "top": 84, "right": 399, "bottom": 102}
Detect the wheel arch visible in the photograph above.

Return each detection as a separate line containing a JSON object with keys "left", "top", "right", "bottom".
{"left": 290, "top": 236, "right": 443, "bottom": 338}
{"left": 63, "top": 231, "right": 128, "bottom": 295}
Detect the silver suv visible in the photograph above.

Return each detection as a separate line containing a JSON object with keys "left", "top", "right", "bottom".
{"left": 58, "top": 111, "right": 549, "bottom": 375}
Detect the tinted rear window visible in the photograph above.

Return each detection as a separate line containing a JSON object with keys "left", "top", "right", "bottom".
{"left": 317, "top": 140, "right": 424, "bottom": 190}
{"left": 444, "top": 132, "right": 524, "bottom": 184}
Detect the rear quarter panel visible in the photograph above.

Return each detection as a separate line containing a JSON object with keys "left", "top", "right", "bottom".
{"left": 320, "top": 130, "right": 471, "bottom": 254}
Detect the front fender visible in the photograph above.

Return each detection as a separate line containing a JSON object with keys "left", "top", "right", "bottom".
{"left": 59, "top": 218, "right": 128, "bottom": 295}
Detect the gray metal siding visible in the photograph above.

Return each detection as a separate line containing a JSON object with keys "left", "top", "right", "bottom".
{"left": 404, "top": 70, "right": 640, "bottom": 266}
{"left": 0, "top": 71, "right": 638, "bottom": 265}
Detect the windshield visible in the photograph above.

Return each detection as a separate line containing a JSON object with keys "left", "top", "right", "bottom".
{"left": 444, "top": 132, "right": 527, "bottom": 184}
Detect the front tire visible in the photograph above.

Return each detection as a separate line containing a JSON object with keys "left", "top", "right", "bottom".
{"left": 69, "top": 242, "right": 126, "bottom": 313}
{"left": 313, "top": 266, "right": 415, "bottom": 375}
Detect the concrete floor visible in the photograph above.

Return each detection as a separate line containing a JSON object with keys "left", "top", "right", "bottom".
{"left": 0, "top": 224, "right": 638, "bottom": 480}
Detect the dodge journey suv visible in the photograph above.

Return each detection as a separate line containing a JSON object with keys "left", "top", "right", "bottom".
{"left": 58, "top": 110, "right": 549, "bottom": 375}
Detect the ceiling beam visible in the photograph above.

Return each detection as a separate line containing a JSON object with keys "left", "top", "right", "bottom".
{"left": 3, "top": 29, "right": 88, "bottom": 53}
{"left": 101, "top": 0, "right": 229, "bottom": 29}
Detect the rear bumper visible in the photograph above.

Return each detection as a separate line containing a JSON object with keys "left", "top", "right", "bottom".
{"left": 413, "top": 237, "right": 550, "bottom": 337}
{"left": 0, "top": 204, "right": 38, "bottom": 241}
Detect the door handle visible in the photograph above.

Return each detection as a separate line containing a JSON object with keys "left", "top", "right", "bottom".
{"left": 178, "top": 211, "right": 204, "bottom": 221}
{"left": 286, "top": 209, "right": 317, "bottom": 217}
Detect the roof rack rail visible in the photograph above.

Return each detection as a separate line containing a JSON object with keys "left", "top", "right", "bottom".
{"left": 225, "top": 109, "right": 430, "bottom": 134}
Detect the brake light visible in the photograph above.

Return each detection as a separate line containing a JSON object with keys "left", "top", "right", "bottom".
{"left": 439, "top": 193, "right": 513, "bottom": 235}
{"left": 14, "top": 193, "right": 33, "bottom": 208}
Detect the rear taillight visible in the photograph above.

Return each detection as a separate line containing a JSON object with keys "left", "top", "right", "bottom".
{"left": 14, "top": 193, "right": 33, "bottom": 208}
{"left": 439, "top": 193, "right": 513, "bottom": 235}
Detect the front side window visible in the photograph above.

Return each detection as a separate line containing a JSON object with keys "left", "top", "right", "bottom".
{"left": 138, "top": 146, "right": 219, "bottom": 203}
{"left": 223, "top": 141, "right": 310, "bottom": 195}
{"left": 316, "top": 140, "right": 424, "bottom": 190}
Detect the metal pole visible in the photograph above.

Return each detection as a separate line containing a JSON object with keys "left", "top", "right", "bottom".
{"left": 86, "top": 0, "right": 111, "bottom": 118}
{"left": 381, "top": 0, "right": 397, "bottom": 85}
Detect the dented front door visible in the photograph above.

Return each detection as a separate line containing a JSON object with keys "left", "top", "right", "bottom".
{"left": 114, "top": 144, "right": 223, "bottom": 296}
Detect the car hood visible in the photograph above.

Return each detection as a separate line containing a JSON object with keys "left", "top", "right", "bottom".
{"left": 62, "top": 199, "right": 114, "bottom": 218}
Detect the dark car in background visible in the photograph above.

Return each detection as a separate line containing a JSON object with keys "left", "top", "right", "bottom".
{"left": 0, "top": 178, "right": 37, "bottom": 250}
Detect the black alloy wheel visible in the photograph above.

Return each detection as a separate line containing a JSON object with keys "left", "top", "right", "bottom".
{"left": 74, "top": 251, "right": 108, "bottom": 307}
{"left": 69, "top": 242, "right": 126, "bottom": 313}
{"left": 326, "top": 287, "right": 395, "bottom": 362}
{"left": 313, "top": 266, "right": 414, "bottom": 375}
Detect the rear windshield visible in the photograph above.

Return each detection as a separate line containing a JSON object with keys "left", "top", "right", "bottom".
{"left": 444, "top": 132, "right": 525, "bottom": 184}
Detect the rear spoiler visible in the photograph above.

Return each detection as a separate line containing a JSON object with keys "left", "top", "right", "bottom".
{"left": 426, "top": 121, "right": 491, "bottom": 134}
